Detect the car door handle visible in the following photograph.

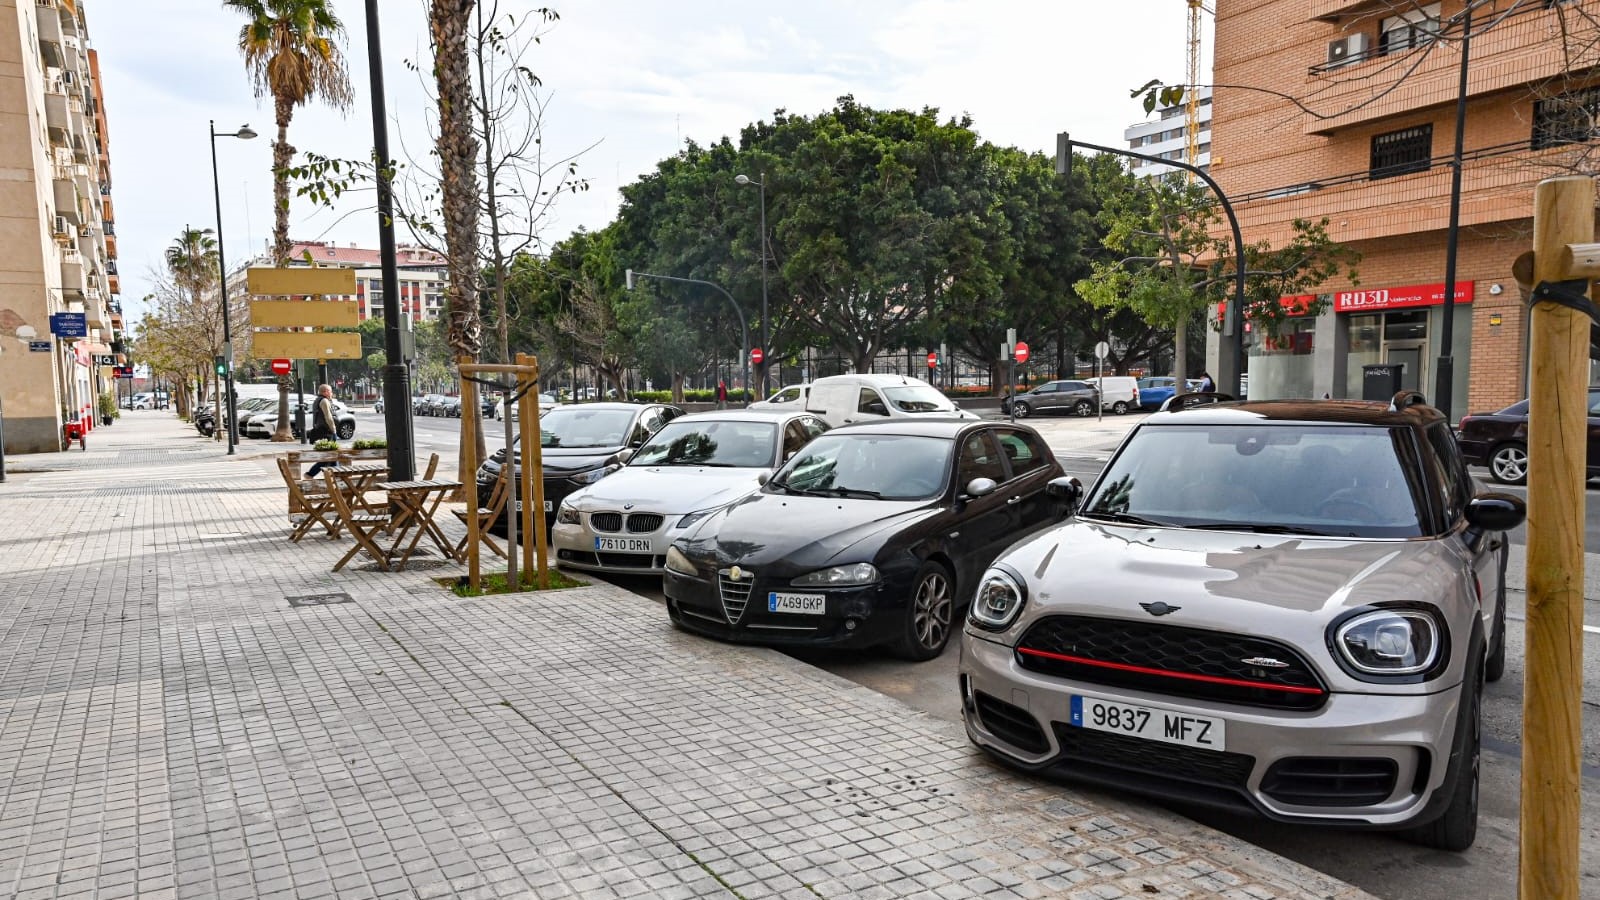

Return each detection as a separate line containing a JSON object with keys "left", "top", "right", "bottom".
{"left": 1007, "top": 496, "right": 1022, "bottom": 504}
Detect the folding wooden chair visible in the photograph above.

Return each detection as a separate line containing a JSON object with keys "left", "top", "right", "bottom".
{"left": 279, "top": 458, "right": 339, "bottom": 542}
{"left": 453, "top": 467, "right": 510, "bottom": 561}
{"left": 324, "top": 470, "right": 393, "bottom": 571}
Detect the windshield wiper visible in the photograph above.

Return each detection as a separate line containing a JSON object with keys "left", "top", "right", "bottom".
{"left": 813, "top": 487, "right": 884, "bottom": 499}
{"left": 1080, "top": 511, "right": 1174, "bottom": 527}
{"left": 768, "top": 479, "right": 831, "bottom": 498}
{"left": 1184, "top": 522, "right": 1343, "bottom": 536}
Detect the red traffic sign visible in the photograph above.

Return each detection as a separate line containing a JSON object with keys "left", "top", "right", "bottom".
{"left": 750, "top": 347, "right": 765, "bottom": 365}
{"left": 1013, "top": 341, "right": 1030, "bottom": 364}
{"left": 927, "top": 351, "right": 938, "bottom": 368}
{"left": 269, "top": 358, "right": 292, "bottom": 376}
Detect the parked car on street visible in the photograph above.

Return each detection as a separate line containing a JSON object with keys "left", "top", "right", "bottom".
{"left": 749, "top": 383, "right": 809, "bottom": 410}
{"left": 475, "top": 402, "right": 684, "bottom": 535}
{"left": 553, "top": 409, "right": 831, "bottom": 575}
{"left": 1456, "top": 390, "right": 1600, "bottom": 485}
{"left": 1086, "top": 376, "right": 1140, "bottom": 415}
{"left": 803, "top": 374, "right": 978, "bottom": 428}
{"left": 242, "top": 399, "right": 356, "bottom": 439}
{"left": 663, "top": 419, "right": 1077, "bottom": 660}
{"left": 1000, "top": 380, "right": 1099, "bottom": 419}
{"left": 441, "top": 397, "right": 463, "bottom": 418}
{"left": 1136, "top": 377, "right": 1202, "bottom": 410}
{"left": 960, "top": 393, "right": 1524, "bottom": 850}
{"left": 494, "top": 393, "right": 559, "bottom": 420}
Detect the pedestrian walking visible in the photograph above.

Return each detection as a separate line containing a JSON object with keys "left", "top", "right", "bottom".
{"left": 305, "top": 384, "right": 339, "bottom": 477}
{"left": 1197, "top": 372, "right": 1216, "bottom": 393}
{"left": 716, "top": 380, "right": 728, "bottom": 409}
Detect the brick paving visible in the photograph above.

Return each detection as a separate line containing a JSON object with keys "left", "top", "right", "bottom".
{"left": 0, "top": 412, "right": 1374, "bottom": 899}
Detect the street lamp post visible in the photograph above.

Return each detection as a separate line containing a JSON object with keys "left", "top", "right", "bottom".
{"left": 735, "top": 172, "right": 769, "bottom": 398}
{"left": 209, "top": 120, "right": 257, "bottom": 455}
{"left": 625, "top": 269, "right": 749, "bottom": 405}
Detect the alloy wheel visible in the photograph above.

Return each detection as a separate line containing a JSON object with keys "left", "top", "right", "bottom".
{"left": 913, "top": 571, "right": 952, "bottom": 652}
{"left": 1490, "top": 444, "right": 1528, "bottom": 484}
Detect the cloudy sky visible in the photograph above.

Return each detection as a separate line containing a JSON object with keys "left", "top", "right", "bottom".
{"left": 90, "top": 1, "right": 1211, "bottom": 320}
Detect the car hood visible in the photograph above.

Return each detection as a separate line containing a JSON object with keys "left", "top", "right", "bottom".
{"left": 984, "top": 520, "right": 1474, "bottom": 692}
{"left": 567, "top": 466, "right": 767, "bottom": 514}
{"left": 686, "top": 492, "right": 935, "bottom": 570}
{"left": 492, "top": 445, "right": 628, "bottom": 475}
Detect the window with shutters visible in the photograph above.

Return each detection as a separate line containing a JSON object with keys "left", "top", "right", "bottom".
{"left": 1370, "top": 125, "right": 1433, "bottom": 179}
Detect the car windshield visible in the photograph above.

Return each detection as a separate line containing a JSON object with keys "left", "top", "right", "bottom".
{"left": 630, "top": 420, "right": 776, "bottom": 468}
{"left": 539, "top": 407, "right": 638, "bottom": 449}
{"left": 882, "top": 384, "right": 957, "bottom": 413}
{"left": 1080, "top": 424, "right": 1425, "bottom": 538}
{"left": 769, "top": 433, "right": 951, "bottom": 500}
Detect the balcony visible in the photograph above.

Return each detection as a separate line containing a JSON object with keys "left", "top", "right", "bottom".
{"left": 36, "top": 2, "right": 62, "bottom": 43}
{"left": 107, "top": 273, "right": 119, "bottom": 295}
{"left": 60, "top": 250, "right": 85, "bottom": 294}
{"left": 100, "top": 195, "right": 113, "bottom": 222}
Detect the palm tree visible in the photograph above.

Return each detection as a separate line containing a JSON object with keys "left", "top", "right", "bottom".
{"left": 225, "top": 0, "right": 353, "bottom": 440}
{"left": 165, "top": 228, "right": 222, "bottom": 437}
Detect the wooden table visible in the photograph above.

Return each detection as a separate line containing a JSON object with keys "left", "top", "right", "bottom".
{"left": 325, "top": 464, "right": 390, "bottom": 514}
{"left": 380, "top": 479, "right": 463, "bottom": 570}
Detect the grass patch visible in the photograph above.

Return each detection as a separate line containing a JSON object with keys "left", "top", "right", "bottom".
{"left": 437, "top": 569, "right": 587, "bottom": 597}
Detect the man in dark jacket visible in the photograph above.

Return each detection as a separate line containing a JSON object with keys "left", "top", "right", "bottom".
{"left": 305, "top": 384, "right": 339, "bottom": 476}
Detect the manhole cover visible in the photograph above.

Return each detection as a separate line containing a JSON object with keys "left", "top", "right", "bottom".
{"left": 287, "top": 592, "right": 354, "bottom": 608}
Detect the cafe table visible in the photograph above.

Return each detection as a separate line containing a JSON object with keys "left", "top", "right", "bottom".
{"left": 379, "top": 479, "right": 464, "bottom": 570}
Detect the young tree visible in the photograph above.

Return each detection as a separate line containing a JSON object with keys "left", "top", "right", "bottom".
{"left": 225, "top": 0, "right": 353, "bottom": 440}
{"left": 164, "top": 229, "right": 225, "bottom": 437}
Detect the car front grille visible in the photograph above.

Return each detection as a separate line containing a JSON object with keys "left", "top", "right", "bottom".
{"left": 627, "top": 513, "right": 664, "bottom": 533}
{"left": 972, "top": 691, "right": 1049, "bottom": 754}
{"left": 1260, "top": 757, "right": 1399, "bottom": 807}
{"left": 1017, "top": 615, "right": 1328, "bottom": 711}
{"left": 590, "top": 512, "right": 622, "bottom": 532}
{"left": 1049, "top": 722, "right": 1256, "bottom": 790}
{"left": 718, "top": 571, "right": 755, "bottom": 624}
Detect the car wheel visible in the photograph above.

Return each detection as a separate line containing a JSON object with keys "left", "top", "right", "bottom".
{"left": 1486, "top": 545, "right": 1509, "bottom": 683}
{"left": 337, "top": 422, "right": 356, "bottom": 440}
{"left": 1488, "top": 442, "right": 1528, "bottom": 485}
{"left": 1408, "top": 656, "right": 1481, "bottom": 851}
{"left": 1073, "top": 399, "right": 1094, "bottom": 417}
{"left": 1111, "top": 401, "right": 1129, "bottom": 415}
{"left": 1012, "top": 401, "right": 1031, "bottom": 419}
{"left": 892, "top": 561, "right": 955, "bottom": 661}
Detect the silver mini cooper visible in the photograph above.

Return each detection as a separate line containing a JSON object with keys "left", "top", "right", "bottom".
{"left": 959, "top": 394, "right": 1525, "bottom": 851}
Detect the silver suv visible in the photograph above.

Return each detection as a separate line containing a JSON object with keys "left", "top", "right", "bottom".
{"left": 959, "top": 394, "right": 1525, "bottom": 850}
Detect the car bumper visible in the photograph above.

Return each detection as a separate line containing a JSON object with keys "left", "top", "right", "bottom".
{"left": 958, "top": 632, "right": 1461, "bottom": 827}
{"left": 552, "top": 517, "right": 676, "bottom": 575}
{"left": 1456, "top": 437, "right": 1492, "bottom": 466}
{"left": 664, "top": 568, "right": 902, "bottom": 649}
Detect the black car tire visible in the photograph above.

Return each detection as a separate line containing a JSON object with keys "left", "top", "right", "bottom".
{"left": 1012, "top": 401, "right": 1031, "bottom": 419}
{"left": 1407, "top": 653, "right": 1482, "bottom": 851}
{"left": 337, "top": 421, "right": 356, "bottom": 440}
{"left": 1486, "top": 545, "right": 1509, "bottom": 683}
{"left": 1488, "top": 442, "right": 1528, "bottom": 485}
{"left": 892, "top": 561, "right": 956, "bottom": 662}
{"left": 1111, "top": 400, "right": 1129, "bottom": 415}
{"left": 1073, "top": 399, "right": 1094, "bottom": 417}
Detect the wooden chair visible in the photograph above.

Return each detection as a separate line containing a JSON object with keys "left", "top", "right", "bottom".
{"left": 453, "top": 468, "right": 511, "bottom": 561}
{"left": 279, "top": 458, "right": 338, "bottom": 542}
{"left": 324, "top": 470, "right": 393, "bottom": 572}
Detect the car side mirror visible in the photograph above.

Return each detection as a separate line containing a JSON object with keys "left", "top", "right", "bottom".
{"left": 864, "top": 402, "right": 889, "bottom": 416}
{"left": 756, "top": 470, "right": 773, "bottom": 486}
{"left": 1046, "top": 476, "right": 1083, "bottom": 513}
{"left": 1466, "top": 493, "right": 1525, "bottom": 532}
{"left": 614, "top": 448, "right": 634, "bottom": 465}
{"left": 964, "top": 477, "right": 998, "bottom": 499}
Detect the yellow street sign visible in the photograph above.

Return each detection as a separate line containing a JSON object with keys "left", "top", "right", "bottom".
{"left": 246, "top": 266, "right": 357, "bottom": 296}
{"left": 249, "top": 300, "right": 360, "bottom": 329}
{"left": 252, "top": 332, "right": 363, "bottom": 360}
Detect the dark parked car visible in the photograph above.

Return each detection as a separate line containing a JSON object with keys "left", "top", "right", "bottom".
{"left": 1456, "top": 390, "right": 1600, "bottom": 485}
{"left": 476, "top": 402, "right": 684, "bottom": 534}
{"left": 441, "top": 397, "right": 463, "bottom": 418}
{"left": 663, "top": 419, "right": 1077, "bottom": 660}
{"left": 961, "top": 394, "right": 1524, "bottom": 850}
{"left": 1000, "top": 380, "right": 1099, "bottom": 419}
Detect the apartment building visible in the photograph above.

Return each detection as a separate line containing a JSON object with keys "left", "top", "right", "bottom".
{"left": 235, "top": 240, "right": 449, "bottom": 324}
{"left": 0, "top": 0, "right": 120, "bottom": 453}
{"left": 1124, "top": 86, "right": 1213, "bottom": 179}
{"left": 1206, "top": 0, "right": 1600, "bottom": 421}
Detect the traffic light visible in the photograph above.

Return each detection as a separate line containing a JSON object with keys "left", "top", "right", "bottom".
{"left": 214, "top": 355, "right": 226, "bottom": 377}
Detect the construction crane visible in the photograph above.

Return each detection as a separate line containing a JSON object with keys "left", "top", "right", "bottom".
{"left": 1185, "top": 0, "right": 1204, "bottom": 182}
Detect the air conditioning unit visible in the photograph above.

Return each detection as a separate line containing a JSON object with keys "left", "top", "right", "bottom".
{"left": 52, "top": 215, "right": 68, "bottom": 236}
{"left": 1327, "top": 33, "right": 1370, "bottom": 67}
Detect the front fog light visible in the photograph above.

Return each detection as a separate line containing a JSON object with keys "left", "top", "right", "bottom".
{"left": 969, "top": 567, "right": 1026, "bottom": 630}
{"left": 1335, "top": 609, "right": 1440, "bottom": 675}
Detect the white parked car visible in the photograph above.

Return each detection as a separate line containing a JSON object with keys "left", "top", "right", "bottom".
{"left": 495, "top": 393, "right": 559, "bottom": 419}
{"left": 804, "top": 373, "right": 978, "bottom": 428}
{"left": 749, "top": 383, "right": 809, "bottom": 410}
{"left": 551, "top": 409, "right": 830, "bottom": 575}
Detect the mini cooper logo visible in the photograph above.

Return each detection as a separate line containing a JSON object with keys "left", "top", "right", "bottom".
{"left": 1241, "top": 657, "right": 1290, "bottom": 669}
{"left": 1139, "top": 601, "right": 1181, "bottom": 617}
{"left": 729, "top": 566, "right": 744, "bottom": 581}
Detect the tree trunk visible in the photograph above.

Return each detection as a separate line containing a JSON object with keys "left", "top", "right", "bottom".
{"left": 671, "top": 372, "right": 685, "bottom": 404}
{"left": 431, "top": 0, "right": 484, "bottom": 485}
{"left": 270, "top": 97, "right": 297, "bottom": 442}
{"left": 1172, "top": 316, "right": 1189, "bottom": 391}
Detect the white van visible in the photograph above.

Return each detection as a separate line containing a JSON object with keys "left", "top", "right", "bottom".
{"left": 1086, "top": 376, "right": 1139, "bottom": 415}
{"left": 803, "top": 373, "right": 979, "bottom": 428}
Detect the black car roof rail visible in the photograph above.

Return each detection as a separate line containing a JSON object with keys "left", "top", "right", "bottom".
{"left": 1160, "top": 391, "right": 1236, "bottom": 412}
{"left": 1389, "top": 390, "right": 1428, "bottom": 412}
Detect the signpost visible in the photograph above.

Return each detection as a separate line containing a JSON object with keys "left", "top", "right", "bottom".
{"left": 92, "top": 354, "right": 116, "bottom": 366}
{"left": 252, "top": 332, "right": 363, "bottom": 361}
{"left": 750, "top": 347, "right": 764, "bottom": 366}
{"left": 1014, "top": 341, "right": 1030, "bottom": 365}
{"left": 49, "top": 312, "right": 87, "bottom": 339}
{"left": 246, "top": 266, "right": 357, "bottom": 296}
{"left": 927, "top": 351, "right": 938, "bottom": 369}
{"left": 270, "top": 358, "right": 292, "bottom": 376}
{"left": 1094, "top": 341, "right": 1110, "bottom": 422}
{"left": 28, "top": 341, "right": 51, "bottom": 353}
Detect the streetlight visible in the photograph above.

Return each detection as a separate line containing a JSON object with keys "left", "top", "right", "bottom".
{"left": 625, "top": 268, "right": 749, "bottom": 406}
{"left": 735, "top": 172, "right": 769, "bottom": 398}
{"left": 209, "top": 120, "right": 256, "bottom": 455}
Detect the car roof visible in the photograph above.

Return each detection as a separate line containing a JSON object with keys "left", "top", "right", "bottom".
{"left": 546, "top": 401, "right": 663, "bottom": 412}
{"left": 830, "top": 418, "right": 999, "bottom": 438}
{"left": 813, "top": 373, "right": 933, "bottom": 387}
{"left": 671, "top": 408, "right": 816, "bottom": 423}
{"left": 1146, "top": 397, "right": 1446, "bottom": 428}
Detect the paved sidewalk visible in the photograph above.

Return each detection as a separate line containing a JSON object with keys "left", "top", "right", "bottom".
{"left": 0, "top": 412, "right": 1373, "bottom": 899}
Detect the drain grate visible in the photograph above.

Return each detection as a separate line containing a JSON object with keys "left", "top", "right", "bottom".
{"left": 287, "top": 592, "right": 354, "bottom": 608}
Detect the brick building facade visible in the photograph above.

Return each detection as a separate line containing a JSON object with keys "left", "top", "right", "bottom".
{"left": 1206, "top": 0, "right": 1600, "bottom": 421}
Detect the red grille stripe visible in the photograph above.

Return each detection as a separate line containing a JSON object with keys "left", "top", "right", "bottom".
{"left": 1016, "top": 646, "right": 1327, "bottom": 695}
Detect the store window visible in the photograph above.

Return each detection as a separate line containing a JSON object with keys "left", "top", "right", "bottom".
{"left": 1248, "top": 317, "right": 1317, "bottom": 399}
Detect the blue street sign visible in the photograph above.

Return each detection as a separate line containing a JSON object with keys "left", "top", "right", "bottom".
{"left": 49, "top": 312, "right": 87, "bottom": 338}
{"left": 27, "top": 341, "right": 51, "bottom": 352}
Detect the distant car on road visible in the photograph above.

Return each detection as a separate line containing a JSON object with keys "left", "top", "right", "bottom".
{"left": 749, "top": 383, "right": 809, "bottom": 410}
{"left": 1136, "top": 377, "right": 1202, "bottom": 410}
{"left": 1456, "top": 389, "right": 1600, "bottom": 485}
{"left": 242, "top": 399, "right": 356, "bottom": 440}
{"left": 1000, "top": 380, "right": 1099, "bottom": 419}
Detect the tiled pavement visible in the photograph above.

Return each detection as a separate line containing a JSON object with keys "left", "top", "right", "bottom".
{"left": 0, "top": 413, "right": 1374, "bottom": 899}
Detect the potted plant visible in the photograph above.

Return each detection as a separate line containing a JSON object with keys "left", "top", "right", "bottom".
{"left": 97, "top": 392, "right": 118, "bottom": 426}
{"left": 349, "top": 438, "right": 387, "bottom": 461}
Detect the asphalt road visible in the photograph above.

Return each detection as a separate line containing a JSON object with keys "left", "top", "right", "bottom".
{"left": 365, "top": 409, "right": 1600, "bottom": 900}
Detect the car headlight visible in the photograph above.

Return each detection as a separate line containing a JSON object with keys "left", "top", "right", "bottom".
{"left": 556, "top": 504, "right": 580, "bottom": 525}
{"left": 1333, "top": 608, "right": 1441, "bottom": 676}
{"left": 969, "top": 567, "right": 1026, "bottom": 631}
{"left": 791, "top": 563, "right": 880, "bottom": 587}
{"left": 664, "top": 546, "right": 697, "bottom": 576}
{"left": 568, "top": 464, "right": 619, "bottom": 485}
{"left": 676, "top": 508, "right": 715, "bottom": 529}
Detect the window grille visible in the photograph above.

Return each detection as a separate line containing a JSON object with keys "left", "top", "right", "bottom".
{"left": 1532, "top": 85, "right": 1600, "bottom": 150}
{"left": 1370, "top": 125, "right": 1432, "bottom": 179}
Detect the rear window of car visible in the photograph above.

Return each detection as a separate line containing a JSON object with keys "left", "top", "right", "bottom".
{"left": 1081, "top": 424, "right": 1426, "bottom": 538}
